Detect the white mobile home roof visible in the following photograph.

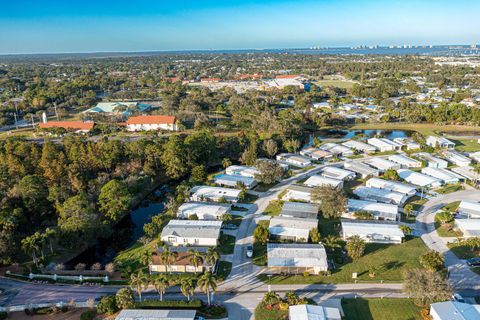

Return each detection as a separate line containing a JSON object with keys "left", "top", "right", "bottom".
{"left": 430, "top": 301, "right": 480, "bottom": 320}
{"left": 267, "top": 243, "right": 328, "bottom": 269}
{"left": 397, "top": 169, "right": 442, "bottom": 188}
{"left": 319, "top": 143, "right": 354, "bottom": 156}
{"left": 415, "top": 152, "right": 448, "bottom": 168}
{"left": 469, "top": 151, "right": 480, "bottom": 162}
{"left": 451, "top": 166, "right": 480, "bottom": 181}
{"left": 388, "top": 154, "right": 422, "bottom": 168}
{"left": 281, "top": 202, "right": 319, "bottom": 219}
{"left": 426, "top": 136, "right": 455, "bottom": 148}
{"left": 353, "top": 186, "right": 408, "bottom": 205}
{"left": 459, "top": 200, "right": 480, "bottom": 218}
{"left": 347, "top": 199, "right": 398, "bottom": 220}
{"left": 225, "top": 165, "right": 259, "bottom": 178}
{"left": 304, "top": 175, "right": 343, "bottom": 188}
{"left": 421, "top": 167, "right": 462, "bottom": 184}
{"left": 455, "top": 219, "right": 480, "bottom": 237}
{"left": 177, "top": 202, "right": 231, "bottom": 219}
{"left": 342, "top": 140, "right": 376, "bottom": 153}
{"left": 115, "top": 309, "right": 196, "bottom": 320}
{"left": 344, "top": 161, "right": 379, "bottom": 177}
{"left": 442, "top": 150, "right": 472, "bottom": 166}
{"left": 289, "top": 304, "right": 341, "bottom": 320}
{"left": 367, "top": 138, "right": 402, "bottom": 150}
{"left": 213, "top": 174, "right": 257, "bottom": 188}
{"left": 161, "top": 220, "right": 222, "bottom": 240}
{"left": 366, "top": 157, "right": 401, "bottom": 171}
{"left": 320, "top": 166, "right": 356, "bottom": 180}
{"left": 341, "top": 219, "right": 404, "bottom": 240}
{"left": 366, "top": 177, "right": 417, "bottom": 195}
{"left": 190, "top": 185, "right": 241, "bottom": 201}
{"left": 269, "top": 216, "right": 318, "bottom": 239}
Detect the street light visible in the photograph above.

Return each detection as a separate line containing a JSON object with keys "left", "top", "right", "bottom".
{"left": 267, "top": 274, "right": 272, "bottom": 292}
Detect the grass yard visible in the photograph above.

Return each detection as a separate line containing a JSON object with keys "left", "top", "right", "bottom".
{"left": 434, "top": 184, "right": 465, "bottom": 194}
{"left": 315, "top": 79, "right": 357, "bottom": 89}
{"left": 255, "top": 183, "right": 277, "bottom": 192}
{"left": 450, "top": 138, "right": 480, "bottom": 152}
{"left": 443, "top": 201, "right": 461, "bottom": 212}
{"left": 218, "top": 234, "right": 236, "bottom": 254}
{"left": 342, "top": 298, "right": 423, "bottom": 320}
{"left": 241, "top": 193, "right": 259, "bottom": 204}
{"left": 259, "top": 237, "right": 428, "bottom": 284}
{"left": 253, "top": 242, "right": 267, "bottom": 266}
{"left": 263, "top": 200, "right": 283, "bottom": 216}
{"left": 404, "top": 196, "right": 428, "bottom": 212}
{"left": 447, "top": 242, "right": 480, "bottom": 260}
{"left": 254, "top": 305, "right": 288, "bottom": 320}
{"left": 229, "top": 215, "right": 244, "bottom": 226}
{"left": 434, "top": 213, "right": 463, "bottom": 237}
{"left": 216, "top": 260, "right": 232, "bottom": 281}
{"left": 352, "top": 123, "right": 480, "bottom": 137}
{"left": 318, "top": 218, "right": 341, "bottom": 238}
{"left": 114, "top": 240, "right": 158, "bottom": 274}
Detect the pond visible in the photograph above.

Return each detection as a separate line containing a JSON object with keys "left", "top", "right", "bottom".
{"left": 313, "top": 129, "right": 412, "bottom": 140}
{"left": 66, "top": 195, "right": 165, "bottom": 268}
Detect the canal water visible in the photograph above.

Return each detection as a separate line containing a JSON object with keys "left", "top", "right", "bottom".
{"left": 313, "top": 129, "right": 412, "bottom": 140}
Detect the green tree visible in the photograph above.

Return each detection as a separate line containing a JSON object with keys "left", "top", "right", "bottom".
{"left": 96, "top": 295, "right": 118, "bottom": 315}
{"left": 419, "top": 251, "right": 444, "bottom": 271}
{"left": 188, "top": 249, "right": 203, "bottom": 275}
{"left": 222, "top": 158, "right": 232, "bottom": 169}
{"left": 436, "top": 211, "right": 453, "bottom": 225}
{"left": 152, "top": 275, "right": 169, "bottom": 301}
{"left": 263, "top": 139, "right": 278, "bottom": 158}
{"left": 160, "top": 246, "right": 178, "bottom": 273}
{"left": 255, "top": 159, "right": 284, "bottom": 184}
{"left": 98, "top": 179, "right": 132, "bottom": 223}
{"left": 399, "top": 225, "right": 413, "bottom": 235}
{"left": 404, "top": 204, "right": 414, "bottom": 219}
{"left": 139, "top": 250, "right": 152, "bottom": 267}
{"left": 221, "top": 213, "right": 233, "bottom": 222}
{"left": 198, "top": 272, "right": 217, "bottom": 305}
{"left": 346, "top": 236, "right": 366, "bottom": 260}
{"left": 58, "top": 194, "right": 97, "bottom": 237}
{"left": 21, "top": 235, "right": 40, "bottom": 266}
{"left": 115, "top": 288, "right": 135, "bottom": 309}
{"left": 130, "top": 271, "right": 148, "bottom": 302}
{"left": 161, "top": 135, "right": 189, "bottom": 179}
{"left": 309, "top": 228, "right": 321, "bottom": 243}
{"left": 323, "top": 235, "right": 342, "bottom": 253}
{"left": 180, "top": 278, "right": 195, "bottom": 301}
{"left": 254, "top": 223, "right": 269, "bottom": 245}
{"left": 190, "top": 165, "right": 207, "bottom": 184}
{"left": 311, "top": 186, "right": 347, "bottom": 219}
{"left": 205, "top": 247, "right": 220, "bottom": 268}
{"left": 383, "top": 169, "right": 400, "bottom": 181}
{"left": 403, "top": 268, "right": 452, "bottom": 306}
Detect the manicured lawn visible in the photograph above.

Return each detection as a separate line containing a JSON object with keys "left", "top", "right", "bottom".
{"left": 344, "top": 179, "right": 364, "bottom": 197}
{"left": 252, "top": 242, "right": 267, "bottom": 266}
{"left": 218, "top": 234, "right": 236, "bottom": 254}
{"left": 259, "top": 238, "right": 428, "bottom": 284}
{"left": 447, "top": 242, "right": 480, "bottom": 260}
{"left": 316, "top": 79, "right": 357, "bottom": 89}
{"left": 435, "top": 184, "right": 465, "bottom": 194}
{"left": 216, "top": 260, "right": 232, "bottom": 281}
{"left": 114, "top": 240, "right": 158, "bottom": 273}
{"left": 404, "top": 196, "right": 427, "bottom": 212}
{"left": 241, "top": 194, "right": 259, "bottom": 203}
{"left": 263, "top": 200, "right": 283, "bottom": 216}
{"left": 342, "top": 298, "right": 423, "bottom": 320}
{"left": 434, "top": 213, "right": 462, "bottom": 237}
{"left": 254, "top": 305, "right": 288, "bottom": 320}
{"left": 255, "top": 183, "right": 277, "bottom": 192}
{"left": 450, "top": 138, "right": 480, "bottom": 152}
{"left": 352, "top": 123, "right": 480, "bottom": 137}
{"left": 318, "top": 218, "right": 341, "bottom": 238}
{"left": 443, "top": 201, "right": 461, "bottom": 212}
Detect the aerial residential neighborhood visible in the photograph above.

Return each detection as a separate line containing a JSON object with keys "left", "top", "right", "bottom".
{"left": 2, "top": 1, "right": 480, "bottom": 320}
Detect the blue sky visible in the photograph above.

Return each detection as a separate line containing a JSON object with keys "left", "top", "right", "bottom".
{"left": 1, "top": 0, "right": 480, "bottom": 54}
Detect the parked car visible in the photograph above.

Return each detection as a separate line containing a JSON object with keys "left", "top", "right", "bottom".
{"left": 246, "top": 245, "right": 253, "bottom": 258}
{"left": 452, "top": 293, "right": 465, "bottom": 303}
{"left": 466, "top": 257, "right": 480, "bottom": 266}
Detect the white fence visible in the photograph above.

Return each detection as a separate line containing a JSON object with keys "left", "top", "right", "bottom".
{"left": 0, "top": 301, "right": 93, "bottom": 312}
{"left": 6, "top": 271, "right": 109, "bottom": 283}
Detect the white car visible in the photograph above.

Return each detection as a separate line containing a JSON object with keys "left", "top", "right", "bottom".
{"left": 246, "top": 245, "right": 253, "bottom": 258}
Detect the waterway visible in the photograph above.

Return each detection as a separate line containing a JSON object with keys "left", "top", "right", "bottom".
{"left": 313, "top": 129, "right": 412, "bottom": 140}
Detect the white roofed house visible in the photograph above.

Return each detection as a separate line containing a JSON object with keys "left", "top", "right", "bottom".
{"left": 149, "top": 246, "right": 213, "bottom": 274}
{"left": 213, "top": 174, "right": 257, "bottom": 189}
{"left": 300, "top": 148, "right": 333, "bottom": 161}
{"left": 344, "top": 161, "right": 379, "bottom": 178}
{"left": 319, "top": 143, "right": 354, "bottom": 157}
{"left": 341, "top": 140, "right": 377, "bottom": 154}
{"left": 415, "top": 152, "right": 448, "bottom": 168}
{"left": 458, "top": 200, "right": 480, "bottom": 218}
{"left": 365, "top": 157, "right": 401, "bottom": 172}
{"left": 353, "top": 186, "right": 408, "bottom": 205}
{"left": 304, "top": 175, "right": 343, "bottom": 189}
{"left": 281, "top": 202, "right": 320, "bottom": 219}
{"left": 421, "top": 167, "right": 464, "bottom": 184}
{"left": 451, "top": 166, "right": 480, "bottom": 184}
{"left": 388, "top": 154, "right": 422, "bottom": 168}
{"left": 469, "top": 151, "right": 480, "bottom": 163}
{"left": 269, "top": 216, "right": 318, "bottom": 242}
{"left": 455, "top": 219, "right": 480, "bottom": 238}
{"left": 347, "top": 199, "right": 399, "bottom": 221}
{"left": 365, "top": 177, "right": 417, "bottom": 196}
{"left": 320, "top": 166, "right": 356, "bottom": 181}
{"left": 190, "top": 185, "right": 241, "bottom": 203}
{"left": 426, "top": 136, "right": 455, "bottom": 149}
{"left": 225, "top": 165, "right": 260, "bottom": 178}
{"left": 267, "top": 243, "right": 328, "bottom": 275}
{"left": 367, "top": 138, "right": 402, "bottom": 152}
{"left": 430, "top": 301, "right": 480, "bottom": 320}
{"left": 289, "top": 304, "right": 342, "bottom": 320}
{"left": 442, "top": 150, "right": 472, "bottom": 167}
{"left": 397, "top": 169, "right": 443, "bottom": 188}
{"left": 276, "top": 153, "right": 312, "bottom": 168}
{"left": 177, "top": 202, "right": 231, "bottom": 220}
{"left": 161, "top": 220, "right": 223, "bottom": 247}
{"left": 283, "top": 185, "right": 314, "bottom": 202}
{"left": 393, "top": 138, "right": 421, "bottom": 150}
{"left": 341, "top": 219, "right": 404, "bottom": 244}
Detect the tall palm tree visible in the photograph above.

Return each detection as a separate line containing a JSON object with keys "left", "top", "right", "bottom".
{"left": 21, "top": 236, "right": 39, "bottom": 267}
{"left": 187, "top": 249, "right": 203, "bottom": 275}
{"left": 198, "top": 272, "right": 217, "bottom": 305}
{"left": 160, "top": 246, "right": 178, "bottom": 274}
{"left": 323, "top": 235, "right": 342, "bottom": 253}
{"left": 140, "top": 250, "right": 152, "bottom": 268}
{"left": 130, "top": 271, "right": 148, "bottom": 302}
{"left": 180, "top": 278, "right": 195, "bottom": 301}
{"left": 152, "top": 275, "right": 169, "bottom": 301}
{"left": 205, "top": 248, "right": 220, "bottom": 270}
{"left": 222, "top": 158, "right": 232, "bottom": 169}
{"left": 43, "top": 227, "right": 56, "bottom": 254}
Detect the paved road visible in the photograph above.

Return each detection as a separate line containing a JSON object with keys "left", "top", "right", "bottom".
{"left": 416, "top": 188, "right": 480, "bottom": 290}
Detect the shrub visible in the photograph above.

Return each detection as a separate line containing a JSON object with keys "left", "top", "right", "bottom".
{"left": 302, "top": 271, "right": 310, "bottom": 277}
{"left": 96, "top": 295, "right": 118, "bottom": 315}
{"left": 80, "top": 310, "right": 96, "bottom": 320}
{"left": 116, "top": 288, "right": 135, "bottom": 309}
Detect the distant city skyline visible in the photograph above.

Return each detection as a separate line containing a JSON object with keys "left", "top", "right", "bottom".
{"left": 1, "top": 0, "right": 480, "bottom": 54}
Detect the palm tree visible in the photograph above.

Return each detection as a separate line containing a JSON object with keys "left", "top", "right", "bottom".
{"left": 187, "top": 249, "right": 203, "bottom": 275}
{"left": 323, "top": 235, "right": 342, "bottom": 253}
{"left": 205, "top": 248, "right": 220, "bottom": 270}
{"left": 130, "top": 271, "right": 148, "bottom": 302}
{"left": 140, "top": 250, "right": 152, "bottom": 267}
{"left": 152, "top": 275, "right": 169, "bottom": 301}
{"left": 404, "top": 204, "right": 414, "bottom": 219}
{"left": 160, "top": 246, "right": 178, "bottom": 274}
{"left": 21, "top": 235, "right": 39, "bottom": 267}
{"left": 222, "top": 158, "right": 232, "bottom": 169}
{"left": 198, "top": 272, "right": 217, "bottom": 305}
{"left": 180, "top": 278, "right": 195, "bottom": 301}
{"left": 43, "top": 227, "right": 56, "bottom": 254}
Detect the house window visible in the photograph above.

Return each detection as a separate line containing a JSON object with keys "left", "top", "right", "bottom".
{"left": 194, "top": 239, "right": 199, "bottom": 245}
{"left": 186, "top": 265, "right": 195, "bottom": 272}
{"left": 168, "top": 237, "right": 176, "bottom": 243}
